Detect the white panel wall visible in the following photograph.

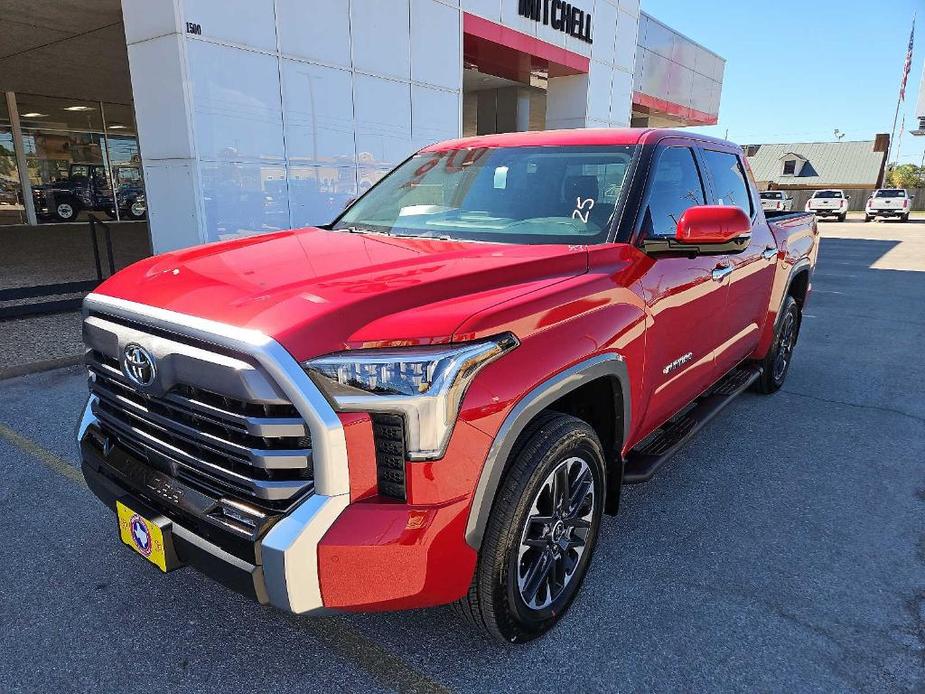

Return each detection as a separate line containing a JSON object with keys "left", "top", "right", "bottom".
{"left": 634, "top": 11, "right": 725, "bottom": 120}
{"left": 352, "top": 0, "right": 412, "bottom": 81}
{"left": 122, "top": 0, "right": 464, "bottom": 249}
{"left": 282, "top": 61, "right": 355, "bottom": 166}
{"left": 277, "top": 0, "right": 352, "bottom": 68}
{"left": 412, "top": 0, "right": 462, "bottom": 91}
{"left": 186, "top": 40, "right": 285, "bottom": 162}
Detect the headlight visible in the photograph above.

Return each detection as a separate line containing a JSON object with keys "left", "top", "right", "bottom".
{"left": 303, "top": 334, "right": 518, "bottom": 460}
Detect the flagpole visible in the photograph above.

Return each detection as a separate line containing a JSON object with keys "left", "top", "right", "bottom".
{"left": 887, "top": 14, "right": 916, "bottom": 171}
{"left": 887, "top": 91, "right": 902, "bottom": 169}
{"left": 896, "top": 112, "right": 906, "bottom": 165}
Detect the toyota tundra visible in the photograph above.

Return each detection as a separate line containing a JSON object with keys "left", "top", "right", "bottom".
{"left": 78, "top": 129, "right": 818, "bottom": 643}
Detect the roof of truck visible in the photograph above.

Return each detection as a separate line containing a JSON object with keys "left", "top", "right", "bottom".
{"left": 421, "top": 128, "right": 735, "bottom": 151}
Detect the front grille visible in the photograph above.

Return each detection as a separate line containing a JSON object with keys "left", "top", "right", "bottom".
{"left": 86, "top": 349, "right": 314, "bottom": 511}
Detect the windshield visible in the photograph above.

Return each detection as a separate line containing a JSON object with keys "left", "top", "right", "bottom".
{"left": 874, "top": 189, "right": 905, "bottom": 197}
{"left": 333, "top": 146, "right": 637, "bottom": 244}
{"left": 813, "top": 191, "right": 842, "bottom": 198}
{"left": 760, "top": 192, "right": 783, "bottom": 199}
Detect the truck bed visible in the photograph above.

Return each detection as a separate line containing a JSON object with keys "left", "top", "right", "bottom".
{"left": 763, "top": 210, "right": 810, "bottom": 221}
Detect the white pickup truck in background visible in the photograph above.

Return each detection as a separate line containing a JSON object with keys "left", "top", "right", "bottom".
{"left": 806, "top": 189, "right": 849, "bottom": 221}
{"left": 865, "top": 189, "right": 911, "bottom": 222}
{"left": 760, "top": 190, "right": 793, "bottom": 212}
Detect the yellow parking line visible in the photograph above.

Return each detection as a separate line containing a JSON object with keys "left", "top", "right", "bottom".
{"left": 0, "top": 422, "right": 87, "bottom": 487}
{"left": 308, "top": 617, "right": 454, "bottom": 694}
{"left": 0, "top": 419, "right": 453, "bottom": 694}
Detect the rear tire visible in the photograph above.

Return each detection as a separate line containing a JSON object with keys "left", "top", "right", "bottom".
{"left": 864, "top": 214, "right": 873, "bottom": 222}
{"left": 901, "top": 213, "right": 910, "bottom": 223}
{"left": 754, "top": 295, "right": 801, "bottom": 394}
{"left": 453, "top": 412, "right": 606, "bottom": 643}
{"left": 838, "top": 213, "right": 847, "bottom": 222}
{"left": 125, "top": 197, "right": 147, "bottom": 220}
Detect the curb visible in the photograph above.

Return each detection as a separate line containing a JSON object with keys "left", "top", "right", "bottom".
{"left": 0, "top": 355, "right": 83, "bottom": 381}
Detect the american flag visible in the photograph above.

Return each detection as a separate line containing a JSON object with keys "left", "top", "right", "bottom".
{"left": 900, "top": 20, "right": 915, "bottom": 100}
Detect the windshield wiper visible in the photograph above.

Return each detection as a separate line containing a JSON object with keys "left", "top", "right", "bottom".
{"left": 392, "top": 232, "right": 455, "bottom": 241}
{"left": 338, "top": 225, "right": 389, "bottom": 235}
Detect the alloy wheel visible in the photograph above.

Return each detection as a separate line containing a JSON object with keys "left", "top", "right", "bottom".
{"left": 516, "top": 456, "right": 595, "bottom": 611}
{"left": 773, "top": 310, "right": 796, "bottom": 382}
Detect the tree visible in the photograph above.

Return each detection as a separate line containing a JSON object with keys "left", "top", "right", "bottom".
{"left": 0, "top": 144, "right": 14, "bottom": 178}
{"left": 886, "top": 163, "right": 925, "bottom": 188}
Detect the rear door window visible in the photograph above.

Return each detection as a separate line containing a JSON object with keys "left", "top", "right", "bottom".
{"left": 641, "top": 146, "right": 706, "bottom": 238}
{"left": 702, "top": 149, "right": 754, "bottom": 216}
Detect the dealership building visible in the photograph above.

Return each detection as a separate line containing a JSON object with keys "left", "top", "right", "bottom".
{"left": 0, "top": 0, "right": 724, "bottom": 252}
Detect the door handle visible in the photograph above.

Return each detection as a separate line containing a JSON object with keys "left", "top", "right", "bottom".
{"left": 711, "top": 263, "right": 733, "bottom": 281}
{"left": 761, "top": 245, "right": 777, "bottom": 260}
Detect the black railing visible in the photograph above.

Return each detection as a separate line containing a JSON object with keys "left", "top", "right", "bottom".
{"left": 0, "top": 215, "right": 116, "bottom": 320}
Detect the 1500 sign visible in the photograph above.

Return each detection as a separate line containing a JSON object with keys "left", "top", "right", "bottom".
{"left": 518, "top": 0, "right": 592, "bottom": 44}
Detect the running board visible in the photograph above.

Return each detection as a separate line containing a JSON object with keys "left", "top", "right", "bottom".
{"left": 622, "top": 365, "right": 762, "bottom": 484}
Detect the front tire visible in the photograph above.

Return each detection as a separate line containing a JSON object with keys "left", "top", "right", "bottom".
{"left": 755, "top": 295, "right": 801, "bottom": 394}
{"left": 52, "top": 199, "right": 78, "bottom": 222}
{"left": 454, "top": 412, "right": 606, "bottom": 643}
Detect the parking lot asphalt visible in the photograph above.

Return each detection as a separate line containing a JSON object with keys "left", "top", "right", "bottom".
{"left": 0, "top": 219, "right": 923, "bottom": 693}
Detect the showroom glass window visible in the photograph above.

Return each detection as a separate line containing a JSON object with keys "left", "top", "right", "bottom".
{"left": 0, "top": 99, "right": 26, "bottom": 225}
{"left": 15, "top": 94, "right": 146, "bottom": 224}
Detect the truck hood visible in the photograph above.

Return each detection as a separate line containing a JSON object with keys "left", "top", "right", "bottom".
{"left": 95, "top": 227, "right": 589, "bottom": 360}
{"left": 32, "top": 182, "right": 72, "bottom": 193}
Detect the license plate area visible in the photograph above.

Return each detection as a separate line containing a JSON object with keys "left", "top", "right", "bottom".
{"left": 116, "top": 499, "right": 183, "bottom": 572}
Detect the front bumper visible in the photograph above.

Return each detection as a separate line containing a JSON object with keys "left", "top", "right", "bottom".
{"left": 82, "top": 448, "right": 268, "bottom": 601}
{"left": 78, "top": 395, "right": 478, "bottom": 613}
{"left": 78, "top": 397, "right": 346, "bottom": 613}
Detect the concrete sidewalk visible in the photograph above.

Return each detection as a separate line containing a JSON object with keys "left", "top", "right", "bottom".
{"left": 0, "top": 221, "right": 151, "bottom": 379}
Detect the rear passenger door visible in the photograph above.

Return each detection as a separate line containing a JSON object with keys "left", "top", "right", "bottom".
{"left": 632, "top": 142, "right": 734, "bottom": 435}
{"left": 699, "top": 146, "right": 776, "bottom": 370}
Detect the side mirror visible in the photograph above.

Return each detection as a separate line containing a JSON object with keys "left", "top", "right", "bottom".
{"left": 676, "top": 205, "right": 752, "bottom": 244}
{"left": 845, "top": 195, "right": 851, "bottom": 200}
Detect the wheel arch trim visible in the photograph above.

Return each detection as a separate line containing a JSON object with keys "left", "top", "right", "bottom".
{"left": 464, "top": 353, "right": 630, "bottom": 550}
{"left": 779, "top": 258, "right": 812, "bottom": 317}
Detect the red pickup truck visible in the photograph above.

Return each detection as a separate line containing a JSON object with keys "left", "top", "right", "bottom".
{"left": 78, "top": 128, "right": 818, "bottom": 643}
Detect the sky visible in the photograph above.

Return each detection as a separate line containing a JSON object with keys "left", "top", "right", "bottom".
{"left": 641, "top": 0, "right": 925, "bottom": 166}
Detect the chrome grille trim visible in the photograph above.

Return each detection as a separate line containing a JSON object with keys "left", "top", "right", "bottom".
{"left": 81, "top": 293, "right": 351, "bottom": 614}
{"left": 91, "top": 357, "right": 308, "bottom": 438}
{"left": 81, "top": 294, "right": 350, "bottom": 497}
{"left": 89, "top": 365, "right": 313, "bottom": 470}
{"left": 91, "top": 398, "right": 311, "bottom": 501}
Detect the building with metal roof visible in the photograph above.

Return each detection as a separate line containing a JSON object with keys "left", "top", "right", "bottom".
{"left": 745, "top": 136, "right": 889, "bottom": 190}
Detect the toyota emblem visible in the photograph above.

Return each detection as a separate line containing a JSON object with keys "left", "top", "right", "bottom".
{"left": 122, "top": 343, "right": 156, "bottom": 387}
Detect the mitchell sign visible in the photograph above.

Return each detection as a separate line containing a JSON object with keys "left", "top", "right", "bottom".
{"left": 517, "top": 0, "right": 593, "bottom": 44}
